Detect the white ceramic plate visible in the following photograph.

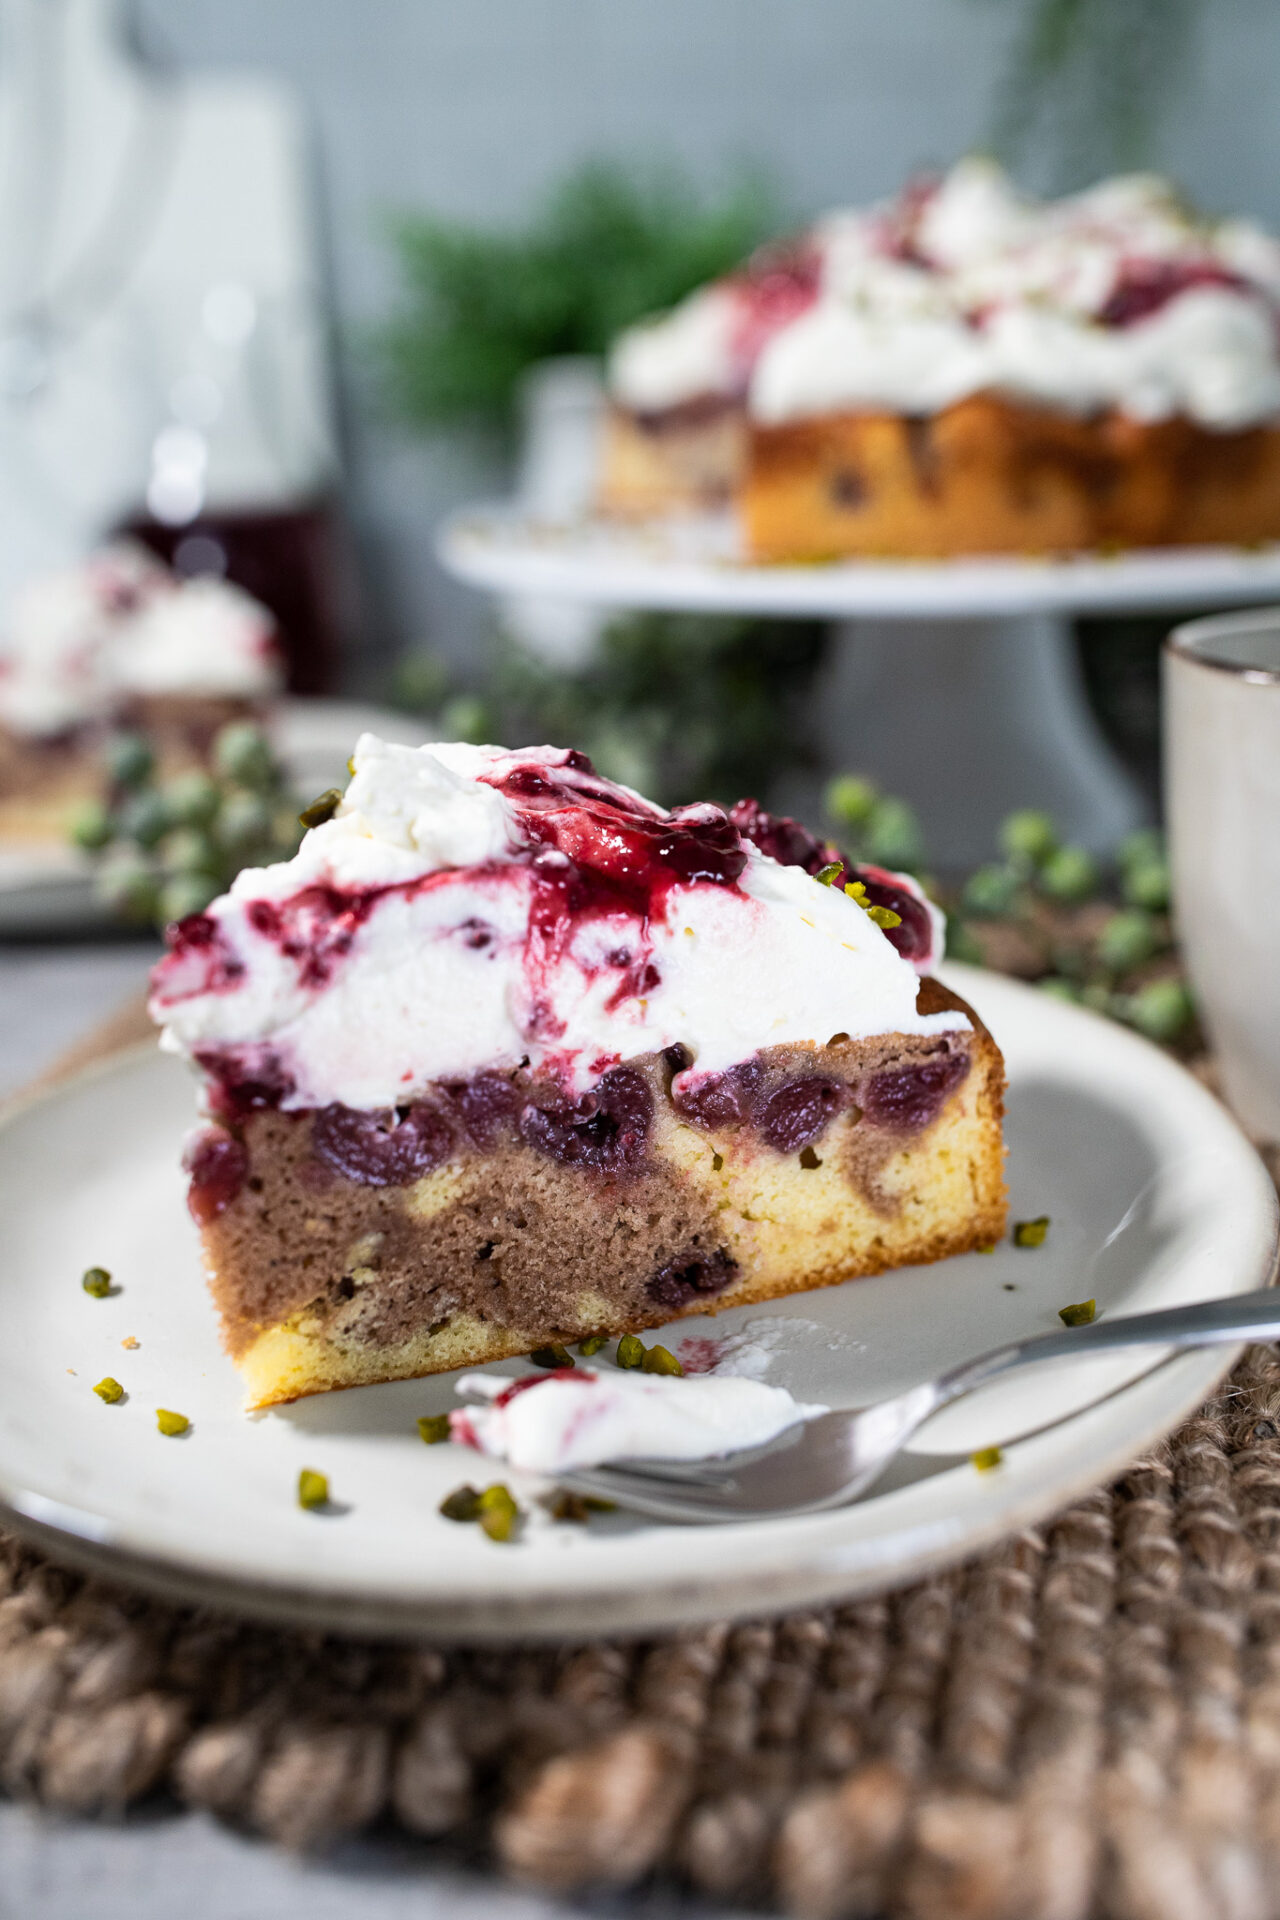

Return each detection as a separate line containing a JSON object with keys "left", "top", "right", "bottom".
{"left": 0, "top": 699, "right": 434, "bottom": 937}
{"left": 438, "top": 502, "right": 1280, "bottom": 620}
{"left": 0, "top": 964, "right": 1273, "bottom": 1642}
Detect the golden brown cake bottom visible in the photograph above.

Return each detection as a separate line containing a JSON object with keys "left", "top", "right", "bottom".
{"left": 188, "top": 979, "right": 1007, "bottom": 1409}
{"left": 743, "top": 394, "right": 1280, "bottom": 560}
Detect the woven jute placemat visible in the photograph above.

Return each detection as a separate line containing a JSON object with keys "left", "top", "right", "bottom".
{"left": 3, "top": 992, "right": 1280, "bottom": 1920}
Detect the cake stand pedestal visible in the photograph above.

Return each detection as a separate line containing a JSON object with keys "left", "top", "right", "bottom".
{"left": 436, "top": 504, "right": 1280, "bottom": 869}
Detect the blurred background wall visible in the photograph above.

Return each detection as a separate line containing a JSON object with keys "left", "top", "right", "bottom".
{"left": 132, "top": 0, "right": 1280, "bottom": 679}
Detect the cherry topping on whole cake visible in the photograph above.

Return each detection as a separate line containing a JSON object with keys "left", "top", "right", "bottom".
{"left": 756, "top": 1076, "right": 846, "bottom": 1153}
{"left": 647, "top": 1245, "right": 738, "bottom": 1308}
{"left": 727, "top": 239, "right": 822, "bottom": 376}
{"left": 519, "top": 1065, "right": 653, "bottom": 1173}
{"left": 863, "top": 1051, "right": 970, "bottom": 1132}
{"left": 1097, "top": 259, "right": 1249, "bottom": 329}
{"left": 184, "top": 1127, "right": 249, "bottom": 1224}
{"left": 312, "top": 1101, "right": 455, "bottom": 1187}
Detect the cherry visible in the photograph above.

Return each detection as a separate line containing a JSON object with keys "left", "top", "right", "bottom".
{"left": 439, "top": 1073, "right": 519, "bottom": 1148}
{"left": 863, "top": 1052, "right": 969, "bottom": 1132}
{"left": 1098, "top": 260, "right": 1247, "bottom": 329}
{"left": 757, "top": 1076, "right": 845, "bottom": 1153}
{"left": 647, "top": 1246, "right": 738, "bottom": 1308}
{"left": 672, "top": 1058, "right": 766, "bottom": 1131}
{"left": 312, "top": 1101, "right": 455, "bottom": 1186}
{"left": 184, "top": 1128, "right": 248, "bottom": 1225}
{"left": 519, "top": 1066, "right": 653, "bottom": 1173}
{"left": 194, "top": 1048, "right": 291, "bottom": 1123}
{"left": 728, "top": 798, "right": 825, "bottom": 870}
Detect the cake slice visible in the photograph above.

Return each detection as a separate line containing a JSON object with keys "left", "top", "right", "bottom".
{"left": 150, "top": 738, "right": 1006, "bottom": 1408}
{"left": 0, "top": 544, "right": 282, "bottom": 844}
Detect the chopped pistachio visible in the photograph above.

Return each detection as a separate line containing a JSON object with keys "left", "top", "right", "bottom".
{"left": 974, "top": 1243, "right": 997, "bottom": 1255}
{"left": 155, "top": 1408, "right": 190, "bottom": 1437}
{"left": 298, "top": 1468, "right": 330, "bottom": 1509}
{"left": 866, "top": 904, "right": 903, "bottom": 930}
{"left": 298, "top": 787, "right": 343, "bottom": 831}
{"left": 971, "top": 1445, "right": 1004, "bottom": 1472}
{"left": 711, "top": 1152, "right": 724, "bottom": 1172}
{"left": 477, "top": 1483, "right": 520, "bottom": 1542}
{"left": 616, "top": 1334, "right": 645, "bottom": 1370}
{"left": 347, "top": 756, "right": 357, "bottom": 777}
{"left": 641, "top": 1343, "right": 683, "bottom": 1377}
{"left": 1059, "top": 1299, "right": 1097, "bottom": 1327}
{"left": 1013, "top": 1216, "right": 1050, "bottom": 1249}
{"left": 417, "top": 1413, "right": 452, "bottom": 1444}
{"left": 440, "top": 1484, "right": 482, "bottom": 1522}
{"left": 578, "top": 1335, "right": 607, "bottom": 1357}
{"left": 530, "top": 1344, "right": 574, "bottom": 1369}
{"left": 93, "top": 1377, "right": 124, "bottom": 1404}
{"left": 814, "top": 862, "right": 843, "bottom": 886}
{"left": 81, "top": 1266, "right": 112, "bottom": 1298}
{"left": 844, "top": 880, "right": 869, "bottom": 906}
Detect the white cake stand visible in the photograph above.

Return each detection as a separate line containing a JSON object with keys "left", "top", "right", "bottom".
{"left": 437, "top": 503, "right": 1280, "bottom": 867}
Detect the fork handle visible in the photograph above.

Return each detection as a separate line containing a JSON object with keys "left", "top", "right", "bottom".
{"left": 935, "top": 1283, "right": 1280, "bottom": 1411}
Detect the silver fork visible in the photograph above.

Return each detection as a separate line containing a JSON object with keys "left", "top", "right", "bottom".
{"left": 555, "top": 1287, "right": 1280, "bottom": 1524}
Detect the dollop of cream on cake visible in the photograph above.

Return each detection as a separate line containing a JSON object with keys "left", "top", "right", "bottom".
{"left": 452, "top": 1365, "right": 822, "bottom": 1473}
{"left": 609, "top": 158, "right": 1280, "bottom": 431}
{"left": 150, "top": 735, "right": 963, "bottom": 1110}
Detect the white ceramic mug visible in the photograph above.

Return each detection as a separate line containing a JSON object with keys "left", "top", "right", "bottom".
{"left": 1164, "top": 608, "right": 1280, "bottom": 1141}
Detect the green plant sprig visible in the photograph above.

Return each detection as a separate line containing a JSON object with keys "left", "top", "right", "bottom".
{"left": 378, "top": 161, "right": 777, "bottom": 430}
{"left": 71, "top": 721, "right": 305, "bottom": 932}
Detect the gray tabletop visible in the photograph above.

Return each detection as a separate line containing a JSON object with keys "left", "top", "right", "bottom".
{"left": 0, "top": 943, "right": 751, "bottom": 1920}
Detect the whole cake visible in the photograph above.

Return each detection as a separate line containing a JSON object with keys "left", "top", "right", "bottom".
{"left": 150, "top": 737, "right": 1006, "bottom": 1409}
{"left": 601, "top": 159, "right": 1280, "bottom": 558}
{"left": 0, "top": 544, "right": 282, "bottom": 842}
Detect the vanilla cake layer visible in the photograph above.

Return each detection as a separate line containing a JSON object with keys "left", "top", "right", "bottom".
{"left": 187, "top": 978, "right": 1006, "bottom": 1409}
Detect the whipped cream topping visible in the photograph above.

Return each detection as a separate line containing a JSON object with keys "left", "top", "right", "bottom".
{"left": 608, "top": 158, "right": 1280, "bottom": 431}
{"left": 150, "top": 735, "right": 963, "bottom": 1111}
{"left": 0, "top": 544, "right": 282, "bottom": 739}
{"left": 453, "top": 1366, "right": 822, "bottom": 1473}
{"left": 607, "top": 285, "right": 743, "bottom": 413}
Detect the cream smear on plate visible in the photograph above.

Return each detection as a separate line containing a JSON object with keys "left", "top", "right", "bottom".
{"left": 452, "top": 1366, "right": 825, "bottom": 1474}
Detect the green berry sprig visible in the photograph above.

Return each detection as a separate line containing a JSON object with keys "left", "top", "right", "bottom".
{"left": 72, "top": 720, "right": 305, "bottom": 931}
